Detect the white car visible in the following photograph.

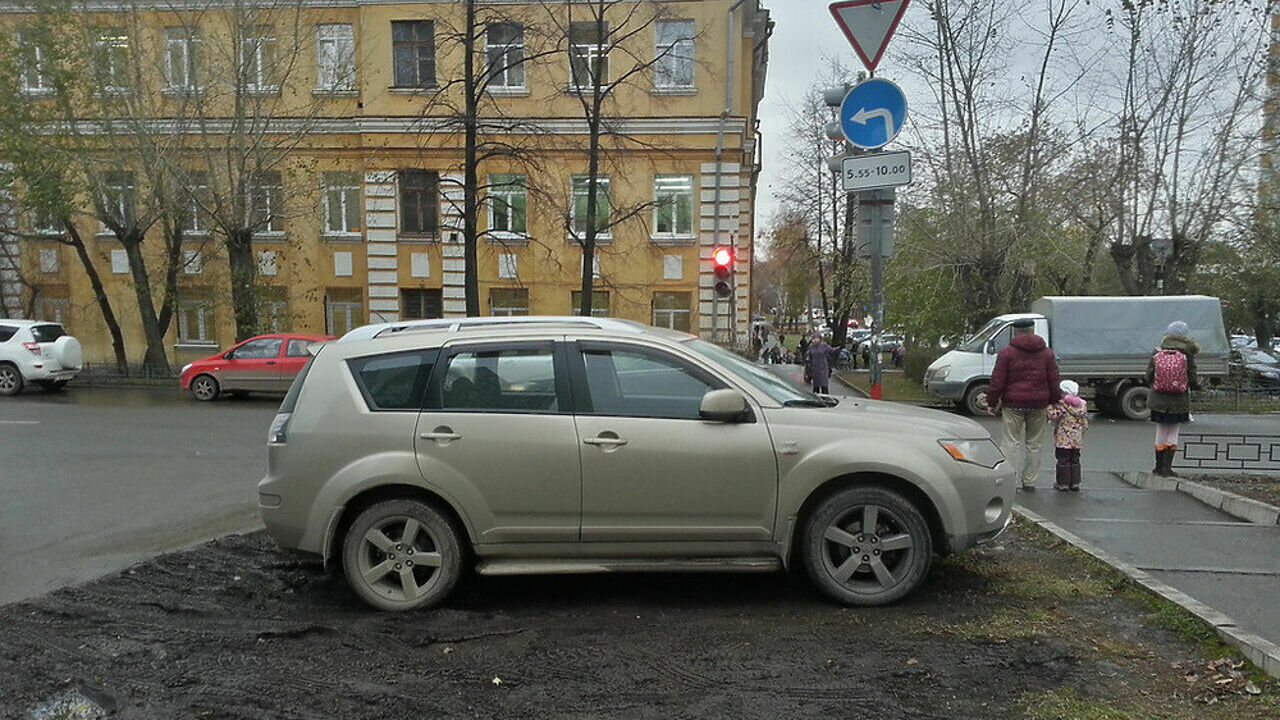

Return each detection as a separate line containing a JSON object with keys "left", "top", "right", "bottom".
{"left": 0, "top": 319, "right": 83, "bottom": 396}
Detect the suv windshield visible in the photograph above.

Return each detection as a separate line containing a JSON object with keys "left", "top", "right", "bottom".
{"left": 682, "top": 338, "right": 815, "bottom": 405}
{"left": 30, "top": 324, "right": 66, "bottom": 343}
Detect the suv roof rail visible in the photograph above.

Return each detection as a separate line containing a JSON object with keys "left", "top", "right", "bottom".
{"left": 336, "top": 315, "right": 647, "bottom": 342}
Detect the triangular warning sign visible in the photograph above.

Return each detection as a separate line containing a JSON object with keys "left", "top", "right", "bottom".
{"left": 829, "top": 0, "right": 911, "bottom": 73}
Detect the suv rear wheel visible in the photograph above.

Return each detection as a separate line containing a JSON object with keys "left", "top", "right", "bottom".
{"left": 342, "top": 499, "right": 462, "bottom": 612}
{"left": 0, "top": 363, "right": 23, "bottom": 396}
{"left": 803, "top": 486, "right": 933, "bottom": 606}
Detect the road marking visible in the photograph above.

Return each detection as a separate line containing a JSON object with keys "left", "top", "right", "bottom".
{"left": 1139, "top": 566, "right": 1280, "bottom": 577}
{"left": 0, "top": 420, "right": 39, "bottom": 425}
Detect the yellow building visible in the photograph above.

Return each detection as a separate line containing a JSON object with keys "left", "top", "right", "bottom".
{"left": 0, "top": 0, "right": 771, "bottom": 367}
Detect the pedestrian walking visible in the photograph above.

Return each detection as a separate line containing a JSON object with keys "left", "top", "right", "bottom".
{"left": 1047, "top": 380, "right": 1088, "bottom": 491}
{"left": 1147, "top": 320, "right": 1200, "bottom": 478}
{"left": 805, "top": 333, "right": 836, "bottom": 394}
{"left": 986, "top": 318, "right": 1062, "bottom": 491}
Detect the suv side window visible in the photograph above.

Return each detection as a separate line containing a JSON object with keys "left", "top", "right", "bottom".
{"left": 349, "top": 349, "right": 437, "bottom": 411}
{"left": 233, "top": 338, "right": 283, "bottom": 359}
{"left": 439, "top": 346, "right": 560, "bottom": 413}
{"left": 577, "top": 344, "right": 721, "bottom": 420}
{"left": 0, "top": 325, "right": 16, "bottom": 343}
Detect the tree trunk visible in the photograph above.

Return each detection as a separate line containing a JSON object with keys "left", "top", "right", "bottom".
{"left": 462, "top": 0, "right": 481, "bottom": 316}
{"left": 63, "top": 224, "right": 128, "bottom": 374}
{"left": 120, "top": 231, "right": 170, "bottom": 374}
{"left": 227, "top": 228, "right": 259, "bottom": 341}
{"left": 157, "top": 226, "right": 183, "bottom": 337}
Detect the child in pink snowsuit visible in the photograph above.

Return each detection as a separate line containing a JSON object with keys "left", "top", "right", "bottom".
{"left": 1047, "top": 380, "right": 1088, "bottom": 491}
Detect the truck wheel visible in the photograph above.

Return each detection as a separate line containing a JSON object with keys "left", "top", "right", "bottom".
{"left": 803, "top": 486, "right": 933, "bottom": 606}
{"left": 1118, "top": 385, "right": 1151, "bottom": 421}
{"left": 962, "top": 382, "right": 989, "bottom": 416}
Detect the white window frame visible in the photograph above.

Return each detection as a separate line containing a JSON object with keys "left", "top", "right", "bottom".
{"left": 569, "top": 22, "right": 608, "bottom": 90}
{"left": 485, "top": 22, "right": 525, "bottom": 91}
{"left": 163, "top": 26, "right": 200, "bottom": 93}
{"left": 322, "top": 172, "right": 362, "bottom": 236}
{"left": 249, "top": 172, "right": 284, "bottom": 235}
{"left": 102, "top": 172, "right": 135, "bottom": 227}
{"left": 315, "top": 24, "right": 356, "bottom": 92}
{"left": 654, "top": 19, "right": 695, "bottom": 90}
{"left": 498, "top": 253, "right": 518, "bottom": 279}
{"left": 178, "top": 301, "right": 214, "bottom": 344}
{"left": 94, "top": 29, "right": 131, "bottom": 95}
{"left": 183, "top": 175, "right": 211, "bottom": 235}
{"left": 487, "top": 173, "right": 527, "bottom": 238}
{"left": 653, "top": 292, "right": 691, "bottom": 332}
{"left": 30, "top": 207, "right": 62, "bottom": 236}
{"left": 652, "top": 174, "right": 695, "bottom": 239}
{"left": 240, "top": 26, "right": 279, "bottom": 95}
{"left": 326, "top": 297, "right": 362, "bottom": 335}
{"left": 18, "top": 31, "right": 53, "bottom": 96}
{"left": 570, "top": 175, "right": 610, "bottom": 239}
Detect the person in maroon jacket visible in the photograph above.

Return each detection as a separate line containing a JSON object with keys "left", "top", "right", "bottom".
{"left": 986, "top": 318, "right": 1062, "bottom": 490}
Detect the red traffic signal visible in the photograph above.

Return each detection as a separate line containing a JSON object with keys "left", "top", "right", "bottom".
{"left": 713, "top": 247, "right": 733, "bottom": 298}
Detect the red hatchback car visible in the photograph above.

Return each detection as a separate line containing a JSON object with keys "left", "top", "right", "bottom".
{"left": 179, "top": 333, "right": 332, "bottom": 401}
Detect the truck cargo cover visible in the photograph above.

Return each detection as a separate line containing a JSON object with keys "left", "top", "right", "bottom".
{"left": 1030, "top": 296, "right": 1229, "bottom": 362}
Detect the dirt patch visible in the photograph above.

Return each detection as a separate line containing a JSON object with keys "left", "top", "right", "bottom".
{"left": 1, "top": 523, "right": 1278, "bottom": 719}
{"left": 1182, "top": 474, "right": 1280, "bottom": 510}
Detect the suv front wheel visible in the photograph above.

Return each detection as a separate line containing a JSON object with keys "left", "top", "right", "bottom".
{"left": 342, "top": 499, "right": 462, "bottom": 612}
{"left": 803, "top": 486, "right": 933, "bottom": 606}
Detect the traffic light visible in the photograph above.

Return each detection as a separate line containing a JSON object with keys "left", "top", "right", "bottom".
{"left": 713, "top": 247, "right": 733, "bottom": 299}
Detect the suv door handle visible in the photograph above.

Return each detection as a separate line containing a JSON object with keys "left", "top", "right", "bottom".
{"left": 420, "top": 430, "right": 462, "bottom": 441}
{"left": 583, "top": 436, "right": 627, "bottom": 447}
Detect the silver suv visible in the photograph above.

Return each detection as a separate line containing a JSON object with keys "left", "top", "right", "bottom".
{"left": 260, "top": 318, "right": 1013, "bottom": 611}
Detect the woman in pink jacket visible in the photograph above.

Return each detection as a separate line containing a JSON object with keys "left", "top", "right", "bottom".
{"left": 1047, "top": 380, "right": 1089, "bottom": 491}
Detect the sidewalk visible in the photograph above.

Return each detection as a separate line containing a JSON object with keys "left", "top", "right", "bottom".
{"left": 1017, "top": 471, "right": 1280, "bottom": 676}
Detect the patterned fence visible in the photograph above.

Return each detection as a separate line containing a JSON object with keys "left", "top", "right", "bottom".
{"left": 1175, "top": 434, "right": 1280, "bottom": 472}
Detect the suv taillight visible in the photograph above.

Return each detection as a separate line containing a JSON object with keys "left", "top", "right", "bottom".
{"left": 22, "top": 341, "right": 40, "bottom": 355}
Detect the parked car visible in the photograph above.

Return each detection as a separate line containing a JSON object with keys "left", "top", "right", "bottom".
{"left": 179, "top": 333, "right": 332, "bottom": 401}
{"left": 1230, "top": 348, "right": 1280, "bottom": 392}
{"left": 259, "top": 316, "right": 1014, "bottom": 612}
{"left": 0, "top": 320, "right": 82, "bottom": 396}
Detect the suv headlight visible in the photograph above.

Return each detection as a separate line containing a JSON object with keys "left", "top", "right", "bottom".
{"left": 938, "top": 438, "right": 1004, "bottom": 469}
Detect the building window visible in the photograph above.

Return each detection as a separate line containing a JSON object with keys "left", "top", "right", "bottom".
{"left": 178, "top": 299, "right": 214, "bottom": 343}
{"left": 38, "top": 248, "right": 59, "bottom": 274}
{"left": 93, "top": 29, "right": 130, "bottom": 94}
{"left": 35, "top": 290, "right": 69, "bottom": 325}
{"left": 183, "top": 173, "right": 211, "bottom": 235}
{"left": 326, "top": 288, "right": 363, "bottom": 336}
{"left": 392, "top": 20, "right": 435, "bottom": 88}
{"left": 249, "top": 171, "right": 284, "bottom": 234}
{"left": 654, "top": 19, "right": 695, "bottom": 89}
{"left": 490, "top": 287, "right": 528, "bottom": 316}
{"left": 102, "top": 172, "right": 136, "bottom": 227}
{"left": 323, "top": 172, "right": 362, "bottom": 235}
{"left": 18, "top": 31, "right": 52, "bottom": 95}
{"left": 498, "top": 253, "right": 518, "bottom": 279}
{"left": 488, "top": 174, "right": 526, "bottom": 236}
{"left": 31, "top": 206, "right": 61, "bottom": 236}
{"left": 402, "top": 288, "right": 442, "bottom": 319}
{"left": 316, "top": 24, "right": 355, "bottom": 91}
{"left": 653, "top": 291, "right": 691, "bottom": 332}
{"left": 163, "top": 26, "right": 200, "bottom": 92}
{"left": 571, "top": 175, "right": 610, "bottom": 237}
{"left": 653, "top": 175, "right": 694, "bottom": 237}
{"left": 569, "top": 21, "right": 608, "bottom": 89}
{"left": 571, "top": 290, "right": 609, "bottom": 317}
{"left": 240, "top": 25, "right": 278, "bottom": 94}
{"left": 399, "top": 170, "right": 439, "bottom": 236}
{"left": 485, "top": 22, "right": 524, "bottom": 89}
{"left": 261, "top": 287, "right": 289, "bottom": 332}
{"left": 182, "top": 249, "right": 202, "bottom": 275}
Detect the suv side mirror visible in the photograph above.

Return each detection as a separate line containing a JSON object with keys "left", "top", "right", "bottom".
{"left": 699, "top": 389, "right": 747, "bottom": 422}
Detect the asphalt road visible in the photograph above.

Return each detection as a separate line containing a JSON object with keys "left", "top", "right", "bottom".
{"left": 0, "top": 387, "right": 277, "bottom": 605}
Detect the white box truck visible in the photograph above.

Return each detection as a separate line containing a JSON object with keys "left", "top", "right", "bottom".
{"left": 923, "top": 296, "right": 1229, "bottom": 420}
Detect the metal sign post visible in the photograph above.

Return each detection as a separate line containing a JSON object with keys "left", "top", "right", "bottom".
{"left": 859, "top": 188, "right": 895, "bottom": 400}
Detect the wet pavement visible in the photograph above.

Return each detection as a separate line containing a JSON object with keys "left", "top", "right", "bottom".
{"left": 0, "top": 386, "right": 278, "bottom": 604}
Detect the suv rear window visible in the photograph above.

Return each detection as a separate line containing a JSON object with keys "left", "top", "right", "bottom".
{"left": 349, "top": 349, "right": 438, "bottom": 411}
{"left": 30, "top": 324, "right": 66, "bottom": 343}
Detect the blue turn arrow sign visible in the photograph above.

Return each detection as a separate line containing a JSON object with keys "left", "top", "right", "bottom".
{"left": 839, "top": 78, "right": 908, "bottom": 150}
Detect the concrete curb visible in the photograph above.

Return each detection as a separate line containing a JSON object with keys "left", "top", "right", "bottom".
{"left": 1115, "top": 472, "right": 1280, "bottom": 526}
{"left": 1013, "top": 505, "right": 1280, "bottom": 679}
{"left": 832, "top": 373, "right": 870, "bottom": 398}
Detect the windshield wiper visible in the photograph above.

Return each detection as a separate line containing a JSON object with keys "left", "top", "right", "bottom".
{"left": 784, "top": 398, "right": 836, "bottom": 407}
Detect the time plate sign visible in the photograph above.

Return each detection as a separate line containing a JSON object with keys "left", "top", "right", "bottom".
{"left": 841, "top": 150, "right": 912, "bottom": 192}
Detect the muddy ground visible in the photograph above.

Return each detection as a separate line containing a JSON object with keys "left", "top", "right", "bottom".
{"left": 1184, "top": 473, "right": 1280, "bottom": 509}
{"left": 2, "top": 522, "right": 1278, "bottom": 720}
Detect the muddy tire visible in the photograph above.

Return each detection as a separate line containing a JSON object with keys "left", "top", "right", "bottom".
{"left": 190, "top": 374, "right": 220, "bottom": 402}
{"left": 803, "top": 486, "right": 933, "bottom": 606}
{"left": 962, "top": 382, "right": 989, "bottom": 416}
{"left": 342, "top": 499, "right": 462, "bottom": 612}
{"left": 1118, "top": 385, "right": 1151, "bottom": 421}
{"left": 0, "top": 363, "right": 23, "bottom": 396}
